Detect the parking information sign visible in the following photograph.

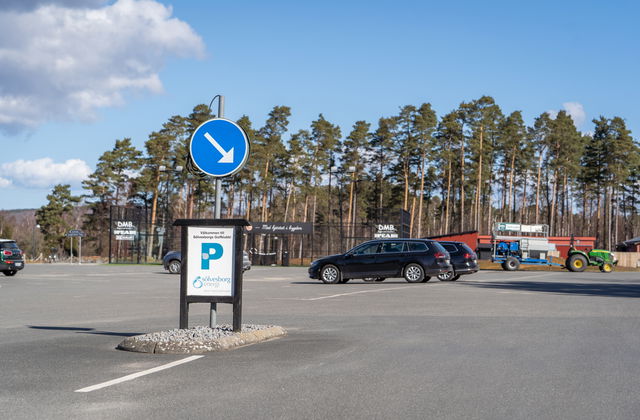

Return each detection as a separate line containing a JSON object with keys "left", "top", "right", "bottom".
{"left": 186, "top": 226, "right": 235, "bottom": 296}
{"left": 189, "top": 118, "right": 250, "bottom": 177}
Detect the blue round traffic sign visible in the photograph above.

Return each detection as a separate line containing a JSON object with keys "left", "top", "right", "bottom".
{"left": 189, "top": 118, "right": 250, "bottom": 177}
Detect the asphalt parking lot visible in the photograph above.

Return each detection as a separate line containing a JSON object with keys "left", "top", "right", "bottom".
{"left": 1, "top": 264, "right": 640, "bottom": 419}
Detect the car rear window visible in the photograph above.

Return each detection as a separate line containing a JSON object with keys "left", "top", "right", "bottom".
{"left": 407, "top": 242, "right": 428, "bottom": 252}
{"left": 442, "top": 243, "right": 458, "bottom": 253}
{"left": 459, "top": 243, "right": 475, "bottom": 254}
{"left": 430, "top": 241, "right": 447, "bottom": 254}
{"left": 0, "top": 242, "right": 19, "bottom": 249}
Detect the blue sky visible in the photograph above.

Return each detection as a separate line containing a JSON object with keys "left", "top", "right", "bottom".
{"left": 1, "top": 0, "right": 638, "bottom": 209}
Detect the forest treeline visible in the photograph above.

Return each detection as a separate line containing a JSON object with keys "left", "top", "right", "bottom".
{"left": 28, "top": 95, "right": 640, "bottom": 256}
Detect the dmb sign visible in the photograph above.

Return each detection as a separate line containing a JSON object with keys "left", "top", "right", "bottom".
{"left": 374, "top": 224, "right": 398, "bottom": 238}
{"left": 113, "top": 220, "right": 137, "bottom": 241}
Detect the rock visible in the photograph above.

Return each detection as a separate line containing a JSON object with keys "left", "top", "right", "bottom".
{"left": 117, "top": 324, "right": 287, "bottom": 354}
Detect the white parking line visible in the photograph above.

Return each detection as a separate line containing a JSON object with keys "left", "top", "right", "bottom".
{"left": 304, "top": 286, "right": 408, "bottom": 301}
{"left": 74, "top": 355, "right": 203, "bottom": 393}
{"left": 471, "top": 273, "right": 556, "bottom": 282}
{"left": 245, "top": 277, "right": 292, "bottom": 282}
{"left": 498, "top": 291, "right": 535, "bottom": 295}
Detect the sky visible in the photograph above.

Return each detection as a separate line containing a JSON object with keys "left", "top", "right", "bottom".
{"left": 1, "top": 0, "right": 639, "bottom": 210}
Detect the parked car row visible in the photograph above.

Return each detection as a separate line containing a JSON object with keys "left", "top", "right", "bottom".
{"left": 308, "top": 239, "right": 478, "bottom": 284}
{"left": 3, "top": 234, "right": 476, "bottom": 284}
{"left": 160, "top": 238, "right": 479, "bottom": 284}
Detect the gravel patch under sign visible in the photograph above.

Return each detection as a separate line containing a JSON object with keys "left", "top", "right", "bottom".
{"left": 117, "top": 324, "right": 287, "bottom": 354}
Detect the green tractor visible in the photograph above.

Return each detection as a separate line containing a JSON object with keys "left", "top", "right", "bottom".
{"left": 565, "top": 248, "right": 617, "bottom": 273}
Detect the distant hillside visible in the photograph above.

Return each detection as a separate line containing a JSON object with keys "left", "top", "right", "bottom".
{"left": 1, "top": 208, "right": 36, "bottom": 221}
{"left": 0, "top": 209, "right": 36, "bottom": 245}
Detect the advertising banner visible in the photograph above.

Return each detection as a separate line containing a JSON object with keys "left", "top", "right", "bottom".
{"left": 374, "top": 224, "right": 399, "bottom": 238}
{"left": 496, "top": 223, "right": 547, "bottom": 234}
{"left": 112, "top": 220, "right": 137, "bottom": 241}
{"left": 250, "top": 222, "right": 312, "bottom": 235}
{"left": 186, "top": 226, "right": 235, "bottom": 297}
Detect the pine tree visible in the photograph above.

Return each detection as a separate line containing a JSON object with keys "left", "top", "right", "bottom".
{"left": 35, "top": 184, "right": 80, "bottom": 255}
{"left": 369, "top": 117, "right": 397, "bottom": 219}
{"left": 341, "top": 120, "right": 371, "bottom": 244}
{"left": 254, "top": 106, "right": 291, "bottom": 222}
{"left": 435, "top": 112, "right": 462, "bottom": 234}
{"left": 309, "top": 114, "right": 341, "bottom": 224}
{"left": 460, "top": 96, "right": 502, "bottom": 231}
{"left": 236, "top": 115, "right": 257, "bottom": 219}
{"left": 529, "top": 113, "right": 553, "bottom": 225}
{"left": 82, "top": 138, "right": 142, "bottom": 255}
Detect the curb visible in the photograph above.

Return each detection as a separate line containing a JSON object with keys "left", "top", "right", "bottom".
{"left": 117, "top": 326, "right": 287, "bottom": 354}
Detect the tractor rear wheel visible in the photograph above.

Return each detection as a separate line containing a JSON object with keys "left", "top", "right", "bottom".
{"left": 567, "top": 254, "right": 588, "bottom": 272}
{"left": 599, "top": 262, "right": 614, "bottom": 273}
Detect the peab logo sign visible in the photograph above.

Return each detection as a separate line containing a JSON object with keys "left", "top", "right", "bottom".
{"left": 374, "top": 224, "right": 398, "bottom": 239}
{"left": 187, "top": 227, "right": 234, "bottom": 296}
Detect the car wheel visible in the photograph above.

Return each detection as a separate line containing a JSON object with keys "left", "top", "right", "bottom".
{"left": 566, "top": 254, "right": 587, "bottom": 272}
{"left": 168, "top": 260, "right": 181, "bottom": 274}
{"left": 320, "top": 264, "right": 341, "bottom": 284}
{"left": 363, "top": 277, "right": 375, "bottom": 282}
{"left": 503, "top": 257, "right": 520, "bottom": 271}
{"left": 437, "top": 271, "right": 455, "bottom": 281}
{"left": 374, "top": 277, "right": 386, "bottom": 282}
{"left": 404, "top": 263, "right": 425, "bottom": 283}
{"left": 3, "top": 270, "right": 17, "bottom": 276}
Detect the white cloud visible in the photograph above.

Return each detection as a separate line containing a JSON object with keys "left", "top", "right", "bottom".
{"left": 562, "top": 102, "right": 586, "bottom": 128}
{"left": 547, "top": 102, "right": 587, "bottom": 129}
{"left": 1, "top": 1, "right": 108, "bottom": 12}
{"left": 0, "top": 158, "right": 91, "bottom": 188}
{"left": 0, "top": 0, "right": 205, "bottom": 132}
{"left": 0, "top": 177, "right": 12, "bottom": 188}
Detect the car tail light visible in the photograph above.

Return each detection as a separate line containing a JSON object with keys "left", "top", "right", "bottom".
{"left": 463, "top": 253, "right": 471, "bottom": 259}
{"left": 435, "top": 252, "right": 445, "bottom": 259}
{"left": 2, "top": 250, "right": 12, "bottom": 256}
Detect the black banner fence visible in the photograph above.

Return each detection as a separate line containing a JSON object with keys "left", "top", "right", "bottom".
{"left": 108, "top": 206, "right": 411, "bottom": 266}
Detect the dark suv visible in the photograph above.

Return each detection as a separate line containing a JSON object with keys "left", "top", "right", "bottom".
{"left": 0, "top": 239, "right": 25, "bottom": 276}
{"left": 308, "top": 239, "right": 451, "bottom": 284}
{"left": 437, "top": 241, "right": 478, "bottom": 281}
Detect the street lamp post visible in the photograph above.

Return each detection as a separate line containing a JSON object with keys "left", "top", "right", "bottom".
{"left": 337, "top": 168, "right": 344, "bottom": 251}
{"left": 328, "top": 166, "right": 333, "bottom": 255}
{"left": 31, "top": 223, "right": 40, "bottom": 260}
{"left": 346, "top": 166, "right": 357, "bottom": 249}
{"left": 208, "top": 95, "right": 225, "bottom": 219}
{"left": 206, "top": 94, "right": 226, "bottom": 328}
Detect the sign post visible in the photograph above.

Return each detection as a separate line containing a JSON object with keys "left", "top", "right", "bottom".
{"left": 65, "top": 229, "right": 85, "bottom": 265}
{"left": 174, "top": 219, "right": 249, "bottom": 332}
{"left": 188, "top": 96, "right": 250, "bottom": 327}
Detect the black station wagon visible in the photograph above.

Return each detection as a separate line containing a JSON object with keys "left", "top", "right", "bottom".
{"left": 437, "top": 241, "right": 479, "bottom": 281}
{"left": 308, "top": 239, "right": 451, "bottom": 284}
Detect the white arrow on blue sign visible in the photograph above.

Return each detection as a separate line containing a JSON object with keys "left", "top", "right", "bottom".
{"left": 189, "top": 118, "right": 250, "bottom": 177}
